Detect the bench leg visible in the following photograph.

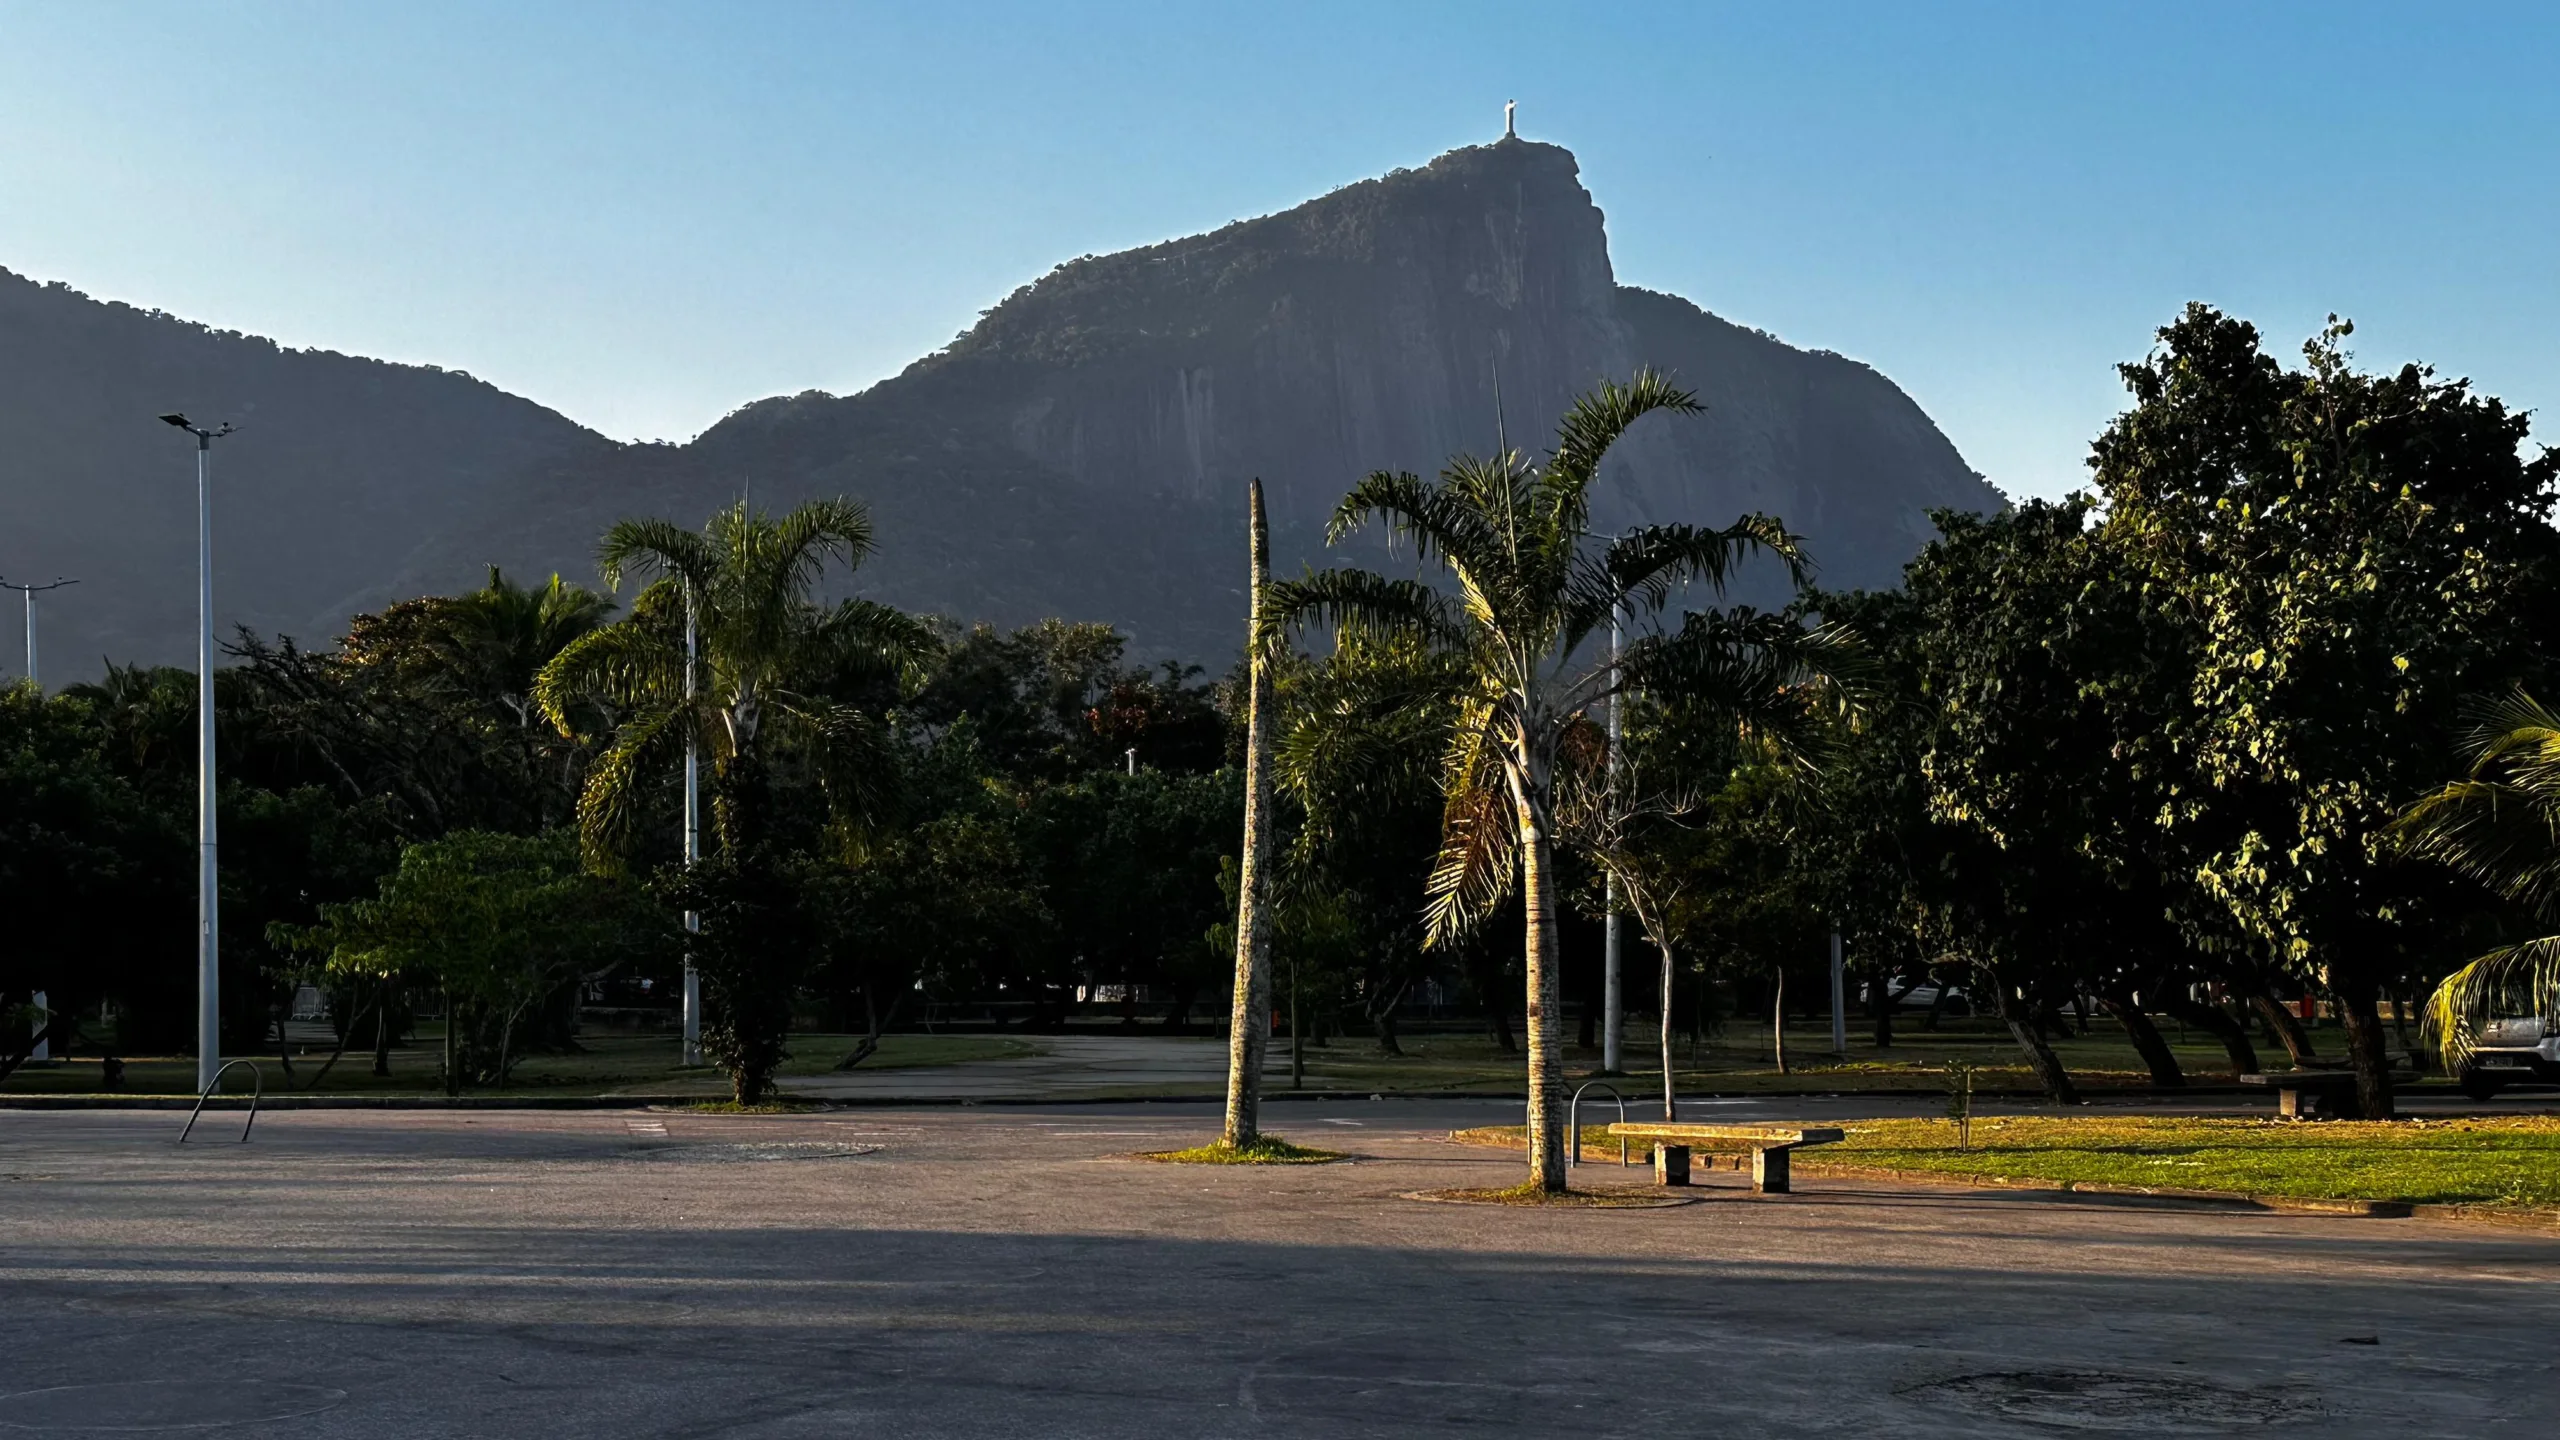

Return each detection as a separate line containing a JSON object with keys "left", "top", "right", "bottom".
{"left": 1653, "top": 1144, "right": 1691, "bottom": 1187}
{"left": 1752, "top": 1146, "right": 1791, "bottom": 1195}
{"left": 2277, "top": 1087, "right": 2304, "bottom": 1121}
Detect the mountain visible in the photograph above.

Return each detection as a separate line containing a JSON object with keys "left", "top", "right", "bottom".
{"left": 0, "top": 138, "right": 1998, "bottom": 680}
{"left": 0, "top": 267, "right": 613, "bottom": 676}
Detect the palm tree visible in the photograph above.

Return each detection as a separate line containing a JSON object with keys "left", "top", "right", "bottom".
{"left": 1265, "top": 372, "right": 1810, "bottom": 1191}
{"left": 535, "top": 499, "right": 930, "bottom": 1103}
{"left": 2393, "top": 691, "right": 2560, "bottom": 1075}
{"left": 535, "top": 498, "right": 929, "bottom": 864}
{"left": 1220, "top": 479, "right": 1278, "bottom": 1148}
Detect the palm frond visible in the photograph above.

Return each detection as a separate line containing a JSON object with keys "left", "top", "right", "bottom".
{"left": 1580, "top": 516, "right": 1810, "bottom": 629}
{"left": 1262, "top": 568, "right": 1463, "bottom": 652}
{"left": 1536, "top": 369, "right": 1701, "bottom": 532}
{"left": 574, "top": 701, "right": 690, "bottom": 871}
{"left": 534, "top": 619, "right": 682, "bottom": 735}
{"left": 596, "top": 517, "right": 717, "bottom": 594}
{"left": 2424, "top": 935, "right": 2560, "bottom": 1071}
{"left": 1420, "top": 704, "right": 1517, "bottom": 945}
{"left": 1325, "top": 467, "right": 1503, "bottom": 574}
{"left": 2394, "top": 690, "right": 2560, "bottom": 921}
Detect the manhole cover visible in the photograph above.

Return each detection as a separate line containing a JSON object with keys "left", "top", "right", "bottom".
{"left": 0, "top": 1380, "right": 345, "bottom": 1432}
{"left": 626, "top": 1141, "right": 880, "bottom": 1163}
{"left": 1901, "top": 1370, "right": 2308, "bottom": 1431}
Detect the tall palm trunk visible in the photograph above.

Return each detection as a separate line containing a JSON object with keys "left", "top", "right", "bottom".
{"left": 1513, "top": 769, "right": 1567, "bottom": 1192}
{"left": 1221, "top": 480, "right": 1277, "bottom": 1148}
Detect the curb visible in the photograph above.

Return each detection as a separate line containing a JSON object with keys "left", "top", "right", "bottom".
{"left": 0, "top": 1084, "right": 2285, "bottom": 1111}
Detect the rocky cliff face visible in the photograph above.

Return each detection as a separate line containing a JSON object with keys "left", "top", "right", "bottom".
{"left": 0, "top": 139, "right": 1996, "bottom": 677}
{"left": 624, "top": 138, "right": 1997, "bottom": 656}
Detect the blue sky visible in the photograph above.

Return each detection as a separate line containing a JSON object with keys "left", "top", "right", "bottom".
{"left": 2, "top": 1, "right": 2551, "bottom": 499}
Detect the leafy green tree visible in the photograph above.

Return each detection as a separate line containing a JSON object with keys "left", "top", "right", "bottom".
{"left": 1267, "top": 372, "right": 1812, "bottom": 1191}
{"left": 907, "top": 619, "right": 1227, "bottom": 781}
{"left": 278, "top": 829, "right": 656, "bottom": 1091}
{"left": 0, "top": 682, "right": 189, "bottom": 1081}
{"left": 1272, "top": 626, "right": 1461, "bottom": 1056}
{"left": 2099, "top": 307, "right": 2560, "bottom": 1116}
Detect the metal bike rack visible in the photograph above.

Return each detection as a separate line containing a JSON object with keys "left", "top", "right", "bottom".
{"left": 1568, "top": 1080, "right": 1632, "bottom": 1168}
{"left": 179, "top": 1059, "right": 262, "bottom": 1144}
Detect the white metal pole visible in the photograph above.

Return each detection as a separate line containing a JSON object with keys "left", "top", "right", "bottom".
{"left": 1603, "top": 608, "right": 1623, "bottom": 1075}
{"left": 21, "top": 588, "right": 33, "bottom": 689}
{"left": 195, "top": 434, "right": 221, "bottom": 1095}
{"left": 1829, "top": 927, "right": 1847, "bottom": 1055}
{"left": 682, "top": 583, "right": 702, "bottom": 1067}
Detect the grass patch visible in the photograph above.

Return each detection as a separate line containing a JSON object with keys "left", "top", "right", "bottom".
{"left": 1823, "top": 1115, "right": 2560, "bottom": 1209}
{"left": 1142, "top": 1135, "right": 1345, "bottom": 1165}
{"left": 1404, "top": 1181, "right": 1683, "bottom": 1207}
{"left": 665, "top": 1098, "right": 826, "bottom": 1114}
{"left": 0, "top": 1032, "right": 1045, "bottom": 1099}
{"left": 1458, "top": 1116, "right": 2560, "bottom": 1209}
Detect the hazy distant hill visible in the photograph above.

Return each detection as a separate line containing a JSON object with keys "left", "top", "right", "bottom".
{"left": 0, "top": 138, "right": 1998, "bottom": 679}
{"left": 0, "top": 266, "right": 612, "bottom": 674}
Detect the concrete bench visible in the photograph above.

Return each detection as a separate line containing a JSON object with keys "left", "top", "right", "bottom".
{"left": 2238, "top": 1069, "right": 2360, "bottom": 1119}
{"left": 1608, "top": 1122, "right": 1846, "bottom": 1194}
{"left": 2239, "top": 1054, "right": 2415, "bottom": 1118}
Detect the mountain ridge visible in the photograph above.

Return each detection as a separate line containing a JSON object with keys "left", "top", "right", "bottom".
{"left": 0, "top": 138, "right": 1998, "bottom": 678}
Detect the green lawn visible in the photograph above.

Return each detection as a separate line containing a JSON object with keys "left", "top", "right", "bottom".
{"left": 1814, "top": 1115, "right": 2560, "bottom": 1208}
{"left": 1454, "top": 1115, "right": 2560, "bottom": 1209}
{"left": 0, "top": 1031, "right": 1045, "bottom": 1099}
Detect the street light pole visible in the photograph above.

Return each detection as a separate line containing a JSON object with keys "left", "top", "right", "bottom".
{"left": 1602, "top": 607, "right": 1623, "bottom": 1075}
{"left": 0, "top": 577, "right": 77, "bottom": 690}
{"left": 162, "top": 413, "right": 232, "bottom": 1095}
{"left": 682, "top": 580, "right": 702, "bottom": 1067}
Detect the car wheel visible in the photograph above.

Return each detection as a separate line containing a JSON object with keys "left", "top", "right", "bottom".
{"left": 2457, "top": 1066, "right": 2507, "bottom": 1101}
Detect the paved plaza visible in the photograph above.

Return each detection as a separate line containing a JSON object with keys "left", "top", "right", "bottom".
{"left": 3, "top": 1103, "right": 2556, "bottom": 1438}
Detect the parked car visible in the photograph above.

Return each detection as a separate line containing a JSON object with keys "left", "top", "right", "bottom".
{"left": 2458, "top": 1014, "right": 2560, "bottom": 1098}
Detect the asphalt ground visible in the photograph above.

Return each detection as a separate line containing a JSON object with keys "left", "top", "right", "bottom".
{"left": 3, "top": 1102, "right": 2556, "bottom": 1438}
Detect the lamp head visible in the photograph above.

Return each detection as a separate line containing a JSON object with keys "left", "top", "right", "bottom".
{"left": 160, "top": 413, "right": 191, "bottom": 429}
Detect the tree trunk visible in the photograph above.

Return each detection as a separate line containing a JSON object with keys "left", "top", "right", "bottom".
{"left": 1771, "top": 970, "right": 1789, "bottom": 1076}
{"left": 1922, "top": 980, "right": 1952, "bottom": 1031}
{"left": 2158, "top": 988, "right": 2258, "bottom": 1075}
{"left": 1368, "top": 981, "right": 1406, "bottom": 1057}
{"left": 0, "top": 1007, "right": 72, "bottom": 1087}
{"left": 2248, "top": 993, "right": 2319, "bottom": 1066}
{"left": 834, "top": 988, "right": 901, "bottom": 1070}
{"left": 1989, "top": 972, "right": 2080, "bottom": 1104}
{"left": 2335, "top": 978, "right": 2396, "bottom": 1120}
{"left": 1513, "top": 773, "right": 1566, "bottom": 1193}
{"left": 1289, "top": 957, "right": 1304, "bottom": 1090}
{"left": 441, "top": 989, "right": 460, "bottom": 1097}
{"left": 372, "top": 993, "right": 393, "bottom": 1078}
{"left": 1219, "top": 479, "right": 1277, "bottom": 1149}
{"left": 304, "top": 992, "right": 373, "bottom": 1091}
{"left": 2101, "top": 985, "right": 2182, "bottom": 1088}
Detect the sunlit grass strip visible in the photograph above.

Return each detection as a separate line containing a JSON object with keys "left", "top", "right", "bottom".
{"left": 1142, "top": 1136, "right": 1344, "bottom": 1165}
{"left": 1825, "top": 1115, "right": 2560, "bottom": 1208}
{"left": 669, "top": 1098, "right": 824, "bottom": 1114}
{"left": 1403, "top": 1181, "right": 1685, "bottom": 1207}
{"left": 1451, "top": 1115, "right": 2560, "bottom": 1209}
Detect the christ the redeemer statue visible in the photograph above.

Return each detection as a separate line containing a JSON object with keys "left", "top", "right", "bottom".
{"left": 1505, "top": 100, "right": 1516, "bottom": 138}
